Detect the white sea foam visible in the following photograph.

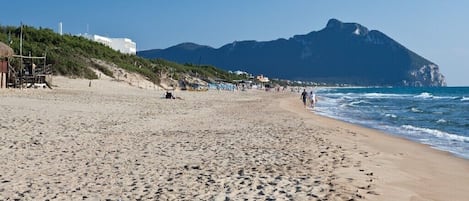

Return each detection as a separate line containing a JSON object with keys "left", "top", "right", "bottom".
{"left": 414, "top": 92, "right": 433, "bottom": 99}
{"left": 434, "top": 95, "right": 459, "bottom": 99}
{"left": 349, "top": 100, "right": 371, "bottom": 106}
{"left": 436, "top": 119, "right": 447, "bottom": 124}
{"left": 362, "top": 93, "right": 404, "bottom": 98}
{"left": 413, "top": 93, "right": 457, "bottom": 100}
{"left": 411, "top": 107, "right": 423, "bottom": 113}
{"left": 401, "top": 125, "right": 469, "bottom": 142}
{"left": 341, "top": 95, "right": 355, "bottom": 100}
{"left": 385, "top": 113, "right": 397, "bottom": 118}
{"left": 461, "top": 96, "right": 469, "bottom": 101}
{"left": 339, "top": 103, "right": 350, "bottom": 108}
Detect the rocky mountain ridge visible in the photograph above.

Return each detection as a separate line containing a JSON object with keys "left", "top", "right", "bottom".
{"left": 138, "top": 19, "right": 446, "bottom": 86}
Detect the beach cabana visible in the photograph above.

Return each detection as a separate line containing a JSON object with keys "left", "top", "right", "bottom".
{"left": 0, "top": 42, "right": 14, "bottom": 88}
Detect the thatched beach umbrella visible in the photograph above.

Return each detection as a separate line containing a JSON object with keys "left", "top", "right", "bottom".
{"left": 0, "top": 42, "right": 14, "bottom": 59}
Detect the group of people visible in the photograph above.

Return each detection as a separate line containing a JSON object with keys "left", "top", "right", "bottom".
{"left": 301, "top": 89, "right": 318, "bottom": 108}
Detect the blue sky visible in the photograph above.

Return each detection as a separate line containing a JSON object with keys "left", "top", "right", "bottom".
{"left": 1, "top": 0, "right": 468, "bottom": 86}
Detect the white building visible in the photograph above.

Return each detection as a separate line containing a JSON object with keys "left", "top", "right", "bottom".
{"left": 82, "top": 34, "right": 136, "bottom": 55}
{"left": 109, "top": 38, "right": 137, "bottom": 55}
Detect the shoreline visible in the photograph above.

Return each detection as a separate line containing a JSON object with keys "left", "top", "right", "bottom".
{"left": 307, "top": 100, "right": 469, "bottom": 161}
{"left": 279, "top": 95, "right": 469, "bottom": 200}
{"left": 311, "top": 86, "right": 469, "bottom": 160}
{"left": 1, "top": 78, "right": 468, "bottom": 200}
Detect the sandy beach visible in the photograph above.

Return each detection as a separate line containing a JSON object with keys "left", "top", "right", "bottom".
{"left": 1, "top": 77, "right": 468, "bottom": 201}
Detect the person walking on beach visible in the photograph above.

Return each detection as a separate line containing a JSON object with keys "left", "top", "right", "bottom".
{"left": 301, "top": 89, "right": 308, "bottom": 107}
{"left": 309, "top": 91, "right": 318, "bottom": 108}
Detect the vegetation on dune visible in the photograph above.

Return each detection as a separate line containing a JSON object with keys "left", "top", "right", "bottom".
{"left": 153, "top": 59, "right": 248, "bottom": 81}
{"left": 0, "top": 24, "right": 245, "bottom": 85}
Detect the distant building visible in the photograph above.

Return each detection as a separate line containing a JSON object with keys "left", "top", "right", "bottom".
{"left": 256, "top": 74, "right": 269, "bottom": 83}
{"left": 232, "top": 70, "right": 248, "bottom": 75}
{"left": 229, "top": 70, "right": 254, "bottom": 79}
{"left": 81, "top": 34, "right": 136, "bottom": 55}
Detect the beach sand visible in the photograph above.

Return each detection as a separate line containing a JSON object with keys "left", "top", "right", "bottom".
{"left": 0, "top": 77, "right": 468, "bottom": 200}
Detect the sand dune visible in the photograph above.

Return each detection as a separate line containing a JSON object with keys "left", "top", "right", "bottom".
{"left": 0, "top": 77, "right": 468, "bottom": 200}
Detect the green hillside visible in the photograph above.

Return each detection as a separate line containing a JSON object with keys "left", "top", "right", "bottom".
{"left": 0, "top": 25, "right": 245, "bottom": 85}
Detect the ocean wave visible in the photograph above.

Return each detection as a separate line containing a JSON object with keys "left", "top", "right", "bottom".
{"left": 340, "top": 95, "right": 355, "bottom": 100}
{"left": 349, "top": 100, "right": 372, "bottom": 106}
{"left": 339, "top": 103, "right": 350, "bottom": 108}
{"left": 362, "top": 93, "right": 405, "bottom": 98}
{"left": 401, "top": 125, "right": 469, "bottom": 142}
{"left": 461, "top": 96, "right": 469, "bottom": 101}
{"left": 436, "top": 119, "right": 447, "bottom": 124}
{"left": 410, "top": 107, "right": 423, "bottom": 113}
{"left": 433, "top": 95, "right": 460, "bottom": 99}
{"left": 385, "top": 113, "right": 397, "bottom": 118}
{"left": 326, "top": 92, "right": 353, "bottom": 97}
{"left": 414, "top": 92, "right": 433, "bottom": 99}
{"left": 413, "top": 92, "right": 459, "bottom": 100}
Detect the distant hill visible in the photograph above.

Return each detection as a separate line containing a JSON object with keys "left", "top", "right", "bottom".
{"left": 139, "top": 19, "right": 446, "bottom": 86}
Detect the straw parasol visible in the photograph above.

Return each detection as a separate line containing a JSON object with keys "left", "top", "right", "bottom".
{"left": 0, "top": 42, "right": 14, "bottom": 59}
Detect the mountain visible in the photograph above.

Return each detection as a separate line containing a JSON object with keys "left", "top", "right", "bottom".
{"left": 138, "top": 19, "right": 446, "bottom": 86}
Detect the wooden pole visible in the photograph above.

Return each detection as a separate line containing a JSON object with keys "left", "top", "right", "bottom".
{"left": 20, "top": 23, "right": 23, "bottom": 88}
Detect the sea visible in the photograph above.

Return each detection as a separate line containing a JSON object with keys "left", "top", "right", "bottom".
{"left": 313, "top": 87, "right": 469, "bottom": 159}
